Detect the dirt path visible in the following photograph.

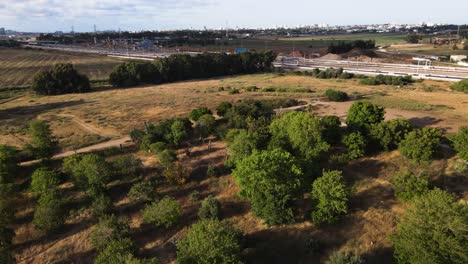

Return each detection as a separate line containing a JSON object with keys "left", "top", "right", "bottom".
{"left": 54, "top": 113, "right": 118, "bottom": 138}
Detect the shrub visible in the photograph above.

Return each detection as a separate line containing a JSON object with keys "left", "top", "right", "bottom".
{"left": 111, "top": 155, "right": 142, "bottom": 179}
{"left": 189, "top": 107, "right": 212, "bottom": 121}
{"left": 127, "top": 181, "right": 155, "bottom": 203}
{"left": 311, "top": 170, "right": 349, "bottom": 225}
{"left": 188, "top": 191, "right": 200, "bottom": 202}
{"left": 163, "top": 162, "right": 190, "bottom": 185}
{"left": 325, "top": 89, "right": 349, "bottom": 102}
{"left": 399, "top": 128, "right": 442, "bottom": 163}
{"left": 176, "top": 219, "right": 243, "bottom": 264}
{"left": 232, "top": 149, "right": 303, "bottom": 225}
{"left": 206, "top": 165, "right": 216, "bottom": 178}
{"left": 94, "top": 238, "right": 137, "bottom": 264}
{"left": 195, "top": 114, "right": 216, "bottom": 138}
{"left": 198, "top": 195, "right": 221, "bottom": 220}
{"left": 369, "top": 118, "right": 412, "bottom": 151}
{"left": 450, "top": 79, "right": 468, "bottom": 93}
{"left": 449, "top": 127, "right": 468, "bottom": 160}
{"left": 33, "top": 190, "right": 66, "bottom": 233}
{"left": 390, "top": 189, "right": 468, "bottom": 264}
{"left": 149, "top": 142, "right": 167, "bottom": 154}
{"left": 142, "top": 196, "right": 181, "bottom": 228}
{"left": 171, "top": 120, "right": 189, "bottom": 145}
{"left": 91, "top": 194, "right": 114, "bottom": 218}
{"left": 359, "top": 74, "right": 413, "bottom": 86}
{"left": 342, "top": 132, "right": 366, "bottom": 159}
{"left": 329, "top": 250, "right": 364, "bottom": 264}
{"left": 32, "top": 63, "right": 90, "bottom": 95}
{"left": 30, "top": 167, "right": 60, "bottom": 195}
{"left": 391, "top": 170, "right": 430, "bottom": 201}
{"left": 216, "top": 102, "right": 233, "bottom": 117}
{"left": 157, "top": 149, "right": 177, "bottom": 167}
{"left": 27, "top": 121, "right": 57, "bottom": 159}
{"left": 90, "top": 214, "right": 129, "bottom": 251}
{"left": 346, "top": 101, "right": 385, "bottom": 133}
{"left": 229, "top": 88, "right": 240, "bottom": 94}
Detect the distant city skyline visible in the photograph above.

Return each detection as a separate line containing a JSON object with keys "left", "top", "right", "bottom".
{"left": 0, "top": 0, "right": 466, "bottom": 33}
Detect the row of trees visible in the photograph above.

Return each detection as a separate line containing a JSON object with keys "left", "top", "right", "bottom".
{"left": 327, "top": 40, "right": 376, "bottom": 54}
{"left": 110, "top": 51, "right": 276, "bottom": 87}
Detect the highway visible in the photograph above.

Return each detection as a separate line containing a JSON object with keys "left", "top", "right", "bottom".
{"left": 275, "top": 57, "right": 468, "bottom": 82}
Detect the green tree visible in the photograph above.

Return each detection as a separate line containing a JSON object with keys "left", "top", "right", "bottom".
{"left": 64, "top": 154, "right": 112, "bottom": 197}
{"left": 127, "top": 181, "right": 155, "bottom": 203}
{"left": 269, "top": 111, "right": 329, "bottom": 161}
{"left": 232, "top": 148, "right": 303, "bottom": 225}
{"left": 311, "top": 170, "right": 349, "bottom": 225}
{"left": 320, "top": 115, "right": 342, "bottom": 144}
{"left": 195, "top": 114, "right": 216, "bottom": 138}
{"left": 30, "top": 167, "right": 60, "bottom": 195}
{"left": 33, "top": 190, "right": 66, "bottom": 233}
{"left": 198, "top": 195, "right": 221, "bottom": 220}
{"left": 399, "top": 128, "right": 442, "bottom": 163}
{"left": 391, "top": 170, "right": 430, "bottom": 201}
{"left": 32, "top": 63, "right": 90, "bottom": 95}
{"left": 157, "top": 149, "right": 177, "bottom": 167}
{"left": 111, "top": 154, "right": 142, "bottom": 179}
{"left": 325, "top": 89, "right": 349, "bottom": 102}
{"left": 328, "top": 250, "right": 364, "bottom": 264}
{"left": 342, "top": 132, "right": 366, "bottom": 159}
{"left": 142, "top": 196, "right": 181, "bottom": 228}
{"left": 449, "top": 127, "right": 468, "bottom": 160}
{"left": 225, "top": 129, "right": 260, "bottom": 167}
{"left": 94, "top": 238, "right": 137, "bottom": 264}
{"left": 216, "top": 101, "right": 233, "bottom": 117}
{"left": 390, "top": 189, "right": 468, "bottom": 264}
{"left": 90, "top": 214, "right": 130, "bottom": 251}
{"left": 369, "top": 118, "right": 413, "bottom": 151}
{"left": 346, "top": 101, "right": 385, "bottom": 133}
{"left": 28, "top": 120, "right": 57, "bottom": 159}
{"left": 0, "top": 145, "right": 17, "bottom": 185}
{"left": 190, "top": 107, "right": 212, "bottom": 121}
{"left": 171, "top": 120, "right": 189, "bottom": 145}
{"left": 406, "top": 34, "right": 421, "bottom": 44}
{"left": 176, "top": 219, "right": 243, "bottom": 264}
{"left": 91, "top": 194, "right": 114, "bottom": 218}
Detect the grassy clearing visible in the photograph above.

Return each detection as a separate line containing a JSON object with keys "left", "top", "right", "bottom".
{"left": 367, "top": 96, "right": 451, "bottom": 111}
{"left": 0, "top": 47, "right": 123, "bottom": 89}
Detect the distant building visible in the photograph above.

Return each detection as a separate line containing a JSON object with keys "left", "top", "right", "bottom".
{"left": 0, "top": 28, "right": 5, "bottom": 35}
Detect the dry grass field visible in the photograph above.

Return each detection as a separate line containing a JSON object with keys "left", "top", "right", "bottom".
{"left": 0, "top": 47, "right": 123, "bottom": 88}
{"left": 1, "top": 73, "right": 467, "bottom": 151}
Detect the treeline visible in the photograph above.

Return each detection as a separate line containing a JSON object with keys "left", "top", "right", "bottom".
{"left": 0, "top": 40, "right": 20, "bottom": 48}
{"left": 109, "top": 51, "right": 276, "bottom": 87}
{"left": 327, "top": 40, "right": 376, "bottom": 54}
{"left": 360, "top": 74, "right": 414, "bottom": 86}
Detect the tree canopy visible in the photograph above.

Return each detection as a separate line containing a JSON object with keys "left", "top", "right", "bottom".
{"left": 346, "top": 101, "right": 385, "bottom": 133}
{"left": 32, "top": 63, "right": 90, "bottom": 95}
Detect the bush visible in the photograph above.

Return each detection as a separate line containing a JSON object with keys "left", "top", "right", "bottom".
{"left": 216, "top": 102, "right": 233, "bottom": 117}
{"left": 449, "top": 127, "right": 468, "bottom": 160}
{"left": 369, "top": 118, "right": 412, "bottom": 151}
{"left": 163, "top": 162, "right": 190, "bottom": 185}
{"left": 90, "top": 214, "right": 129, "bottom": 251}
{"left": 360, "top": 74, "right": 413, "bottom": 86}
{"left": 157, "top": 149, "right": 177, "bottom": 167}
{"left": 391, "top": 170, "right": 430, "bottom": 201}
{"left": 342, "top": 132, "right": 366, "bottom": 159}
{"left": 30, "top": 167, "right": 60, "bottom": 195}
{"left": 33, "top": 190, "right": 66, "bottom": 233}
{"left": 189, "top": 107, "right": 212, "bottom": 121}
{"left": 206, "top": 165, "right": 216, "bottom": 178}
{"left": 329, "top": 250, "right": 364, "bottom": 264}
{"left": 176, "top": 219, "right": 243, "bottom": 264}
{"left": 390, "top": 189, "right": 468, "bottom": 264}
{"left": 32, "top": 63, "right": 90, "bottom": 95}
{"left": 346, "top": 101, "right": 385, "bottom": 133}
{"left": 142, "top": 197, "right": 181, "bottom": 228}
{"left": 311, "top": 170, "right": 349, "bottom": 225}
{"left": 325, "top": 89, "right": 349, "bottom": 102}
{"left": 149, "top": 142, "right": 167, "bottom": 154}
{"left": 399, "top": 128, "right": 442, "bottom": 163}
{"left": 232, "top": 149, "right": 303, "bottom": 225}
{"left": 451, "top": 79, "right": 468, "bottom": 93}
{"left": 195, "top": 114, "right": 216, "bottom": 138}
{"left": 229, "top": 88, "right": 240, "bottom": 94}
{"left": 94, "top": 238, "right": 137, "bottom": 264}
{"left": 27, "top": 121, "right": 57, "bottom": 159}
{"left": 198, "top": 195, "right": 221, "bottom": 220}
{"left": 91, "top": 194, "right": 114, "bottom": 218}
{"left": 127, "top": 181, "right": 155, "bottom": 203}
{"left": 111, "top": 155, "right": 142, "bottom": 179}
{"left": 171, "top": 120, "right": 190, "bottom": 145}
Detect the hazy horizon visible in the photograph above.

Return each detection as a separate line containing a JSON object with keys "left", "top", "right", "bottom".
{"left": 1, "top": 0, "right": 467, "bottom": 32}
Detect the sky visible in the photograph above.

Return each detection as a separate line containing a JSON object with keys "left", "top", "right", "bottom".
{"left": 0, "top": 0, "right": 467, "bottom": 32}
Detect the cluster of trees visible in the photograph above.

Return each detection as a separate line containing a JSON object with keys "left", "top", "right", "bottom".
{"left": 31, "top": 63, "right": 91, "bottom": 95}
{"left": 360, "top": 74, "right": 414, "bottom": 86}
{"left": 406, "top": 34, "right": 423, "bottom": 44}
{"left": 0, "top": 145, "right": 17, "bottom": 263}
{"left": 327, "top": 40, "right": 376, "bottom": 54}
{"left": 0, "top": 40, "right": 20, "bottom": 48}
{"left": 451, "top": 79, "right": 468, "bottom": 93}
{"left": 109, "top": 51, "right": 276, "bottom": 87}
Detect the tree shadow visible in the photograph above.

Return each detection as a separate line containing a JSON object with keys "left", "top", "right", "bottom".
{"left": 0, "top": 100, "right": 87, "bottom": 120}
